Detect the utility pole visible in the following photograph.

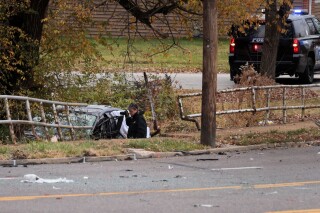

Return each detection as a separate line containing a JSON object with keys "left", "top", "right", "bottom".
{"left": 201, "top": 0, "right": 217, "bottom": 147}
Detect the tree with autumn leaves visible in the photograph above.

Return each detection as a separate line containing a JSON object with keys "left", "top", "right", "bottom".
{"left": 1, "top": 0, "right": 278, "bottom": 97}
{"left": 1, "top": 0, "right": 296, "bottom": 146}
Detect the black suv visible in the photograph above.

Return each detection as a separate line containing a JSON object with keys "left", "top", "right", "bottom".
{"left": 229, "top": 13, "right": 320, "bottom": 83}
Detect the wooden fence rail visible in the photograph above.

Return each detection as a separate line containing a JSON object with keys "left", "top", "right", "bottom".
{"left": 0, "top": 95, "right": 91, "bottom": 144}
{"left": 178, "top": 84, "right": 320, "bottom": 130}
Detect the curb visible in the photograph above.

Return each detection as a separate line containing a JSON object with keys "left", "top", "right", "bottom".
{"left": 1, "top": 141, "right": 319, "bottom": 167}
{"left": 0, "top": 154, "right": 136, "bottom": 167}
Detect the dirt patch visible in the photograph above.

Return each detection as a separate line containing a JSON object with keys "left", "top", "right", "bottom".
{"left": 163, "top": 120, "right": 320, "bottom": 146}
{"left": 216, "top": 120, "right": 319, "bottom": 137}
{"left": 11, "top": 149, "right": 28, "bottom": 159}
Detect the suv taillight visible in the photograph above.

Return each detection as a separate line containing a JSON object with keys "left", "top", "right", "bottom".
{"left": 230, "top": 38, "right": 235, "bottom": 53}
{"left": 293, "top": 39, "right": 300, "bottom": 54}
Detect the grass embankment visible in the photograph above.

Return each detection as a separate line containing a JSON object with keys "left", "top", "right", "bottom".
{"left": 219, "top": 128, "right": 320, "bottom": 146}
{"left": 0, "top": 138, "right": 207, "bottom": 160}
{"left": 97, "top": 38, "right": 229, "bottom": 72}
{"left": 1, "top": 127, "right": 320, "bottom": 160}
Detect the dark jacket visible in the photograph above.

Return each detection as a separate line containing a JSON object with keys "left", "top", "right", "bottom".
{"left": 126, "top": 111, "right": 147, "bottom": 138}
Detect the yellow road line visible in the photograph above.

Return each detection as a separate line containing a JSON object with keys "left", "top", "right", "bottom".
{"left": 0, "top": 186, "right": 242, "bottom": 202}
{"left": 1, "top": 180, "right": 320, "bottom": 202}
{"left": 254, "top": 180, "right": 320, "bottom": 189}
{"left": 266, "top": 209, "right": 320, "bottom": 213}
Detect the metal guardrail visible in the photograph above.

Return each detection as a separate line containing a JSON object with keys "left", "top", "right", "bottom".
{"left": 178, "top": 84, "right": 320, "bottom": 130}
{"left": 0, "top": 95, "right": 91, "bottom": 144}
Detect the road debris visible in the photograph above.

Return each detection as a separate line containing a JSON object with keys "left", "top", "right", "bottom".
{"left": 194, "top": 204, "right": 219, "bottom": 208}
{"left": 265, "top": 191, "right": 278, "bottom": 195}
{"left": 152, "top": 180, "right": 168, "bottom": 182}
{"left": 127, "top": 148, "right": 155, "bottom": 159}
{"left": 168, "top": 165, "right": 173, "bottom": 170}
{"left": 0, "top": 176, "right": 20, "bottom": 180}
{"left": 21, "top": 174, "right": 74, "bottom": 183}
{"left": 211, "top": 166, "right": 262, "bottom": 171}
{"left": 196, "top": 158, "right": 219, "bottom": 161}
{"left": 217, "top": 152, "right": 227, "bottom": 155}
{"left": 174, "top": 175, "right": 187, "bottom": 179}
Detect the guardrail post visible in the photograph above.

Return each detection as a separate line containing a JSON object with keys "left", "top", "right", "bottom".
{"left": 25, "top": 99, "right": 39, "bottom": 140}
{"left": 282, "top": 87, "right": 287, "bottom": 124}
{"left": 65, "top": 105, "right": 75, "bottom": 140}
{"left": 265, "top": 88, "right": 271, "bottom": 125}
{"left": 52, "top": 103, "right": 63, "bottom": 141}
{"left": 252, "top": 87, "right": 256, "bottom": 115}
{"left": 4, "top": 98, "right": 17, "bottom": 144}
{"left": 301, "top": 87, "right": 305, "bottom": 121}
{"left": 178, "top": 96, "right": 185, "bottom": 120}
{"left": 177, "top": 96, "right": 201, "bottom": 131}
{"left": 39, "top": 102, "right": 50, "bottom": 141}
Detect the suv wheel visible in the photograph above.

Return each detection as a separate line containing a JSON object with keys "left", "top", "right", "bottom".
{"left": 230, "top": 66, "right": 241, "bottom": 83}
{"left": 299, "top": 57, "right": 314, "bottom": 84}
{"left": 230, "top": 66, "right": 236, "bottom": 81}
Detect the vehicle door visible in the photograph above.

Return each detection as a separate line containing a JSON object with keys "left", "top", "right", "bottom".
{"left": 311, "top": 17, "right": 320, "bottom": 70}
{"left": 277, "top": 21, "right": 294, "bottom": 63}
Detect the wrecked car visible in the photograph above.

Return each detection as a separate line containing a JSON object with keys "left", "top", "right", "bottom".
{"left": 24, "top": 105, "right": 130, "bottom": 140}
{"left": 72, "top": 105, "right": 128, "bottom": 139}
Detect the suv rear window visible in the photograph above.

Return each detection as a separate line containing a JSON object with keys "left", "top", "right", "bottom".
{"left": 292, "top": 19, "right": 307, "bottom": 37}
{"left": 306, "top": 18, "right": 317, "bottom": 35}
{"left": 230, "top": 21, "right": 293, "bottom": 38}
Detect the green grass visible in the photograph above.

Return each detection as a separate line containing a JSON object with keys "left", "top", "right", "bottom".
{"left": 1, "top": 127, "right": 319, "bottom": 160}
{"left": 97, "top": 38, "right": 229, "bottom": 72}
{"left": 127, "top": 138, "right": 208, "bottom": 152}
{"left": 0, "top": 138, "right": 208, "bottom": 160}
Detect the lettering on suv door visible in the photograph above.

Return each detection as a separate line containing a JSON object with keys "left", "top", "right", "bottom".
{"left": 251, "top": 38, "right": 264, "bottom": 43}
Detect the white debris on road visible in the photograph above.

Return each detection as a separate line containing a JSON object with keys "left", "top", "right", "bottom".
{"left": 21, "top": 174, "right": 74, "bottom": 183}
{"left": 194, "top": 204, "right": 218, "bottom": 208}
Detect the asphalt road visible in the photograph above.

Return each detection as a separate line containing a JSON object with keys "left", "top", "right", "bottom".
{"left": 132, "top": 73, "right": 320, "bottom": 90}
{"left": 1, "top": 146, "right": 320, "bottom": 213}
{"left": 131, "top": 73, "right": 234, "bottom": 90}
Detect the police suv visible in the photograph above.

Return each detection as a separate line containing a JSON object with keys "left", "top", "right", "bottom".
{"left": 229, "top": 11, "right": 320, "bottom": 84}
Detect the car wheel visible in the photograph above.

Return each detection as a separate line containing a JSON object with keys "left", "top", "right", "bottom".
{"left": 230, "top": 65, "right": 240, "bottom": 83}
{"left": 230, "top": 66, "right": 235, "bottom": 81}
{"left": 299, "top": 57, "right": 314, "bottom": 84}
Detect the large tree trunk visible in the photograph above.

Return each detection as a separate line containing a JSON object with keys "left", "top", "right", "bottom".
{"left": 22, "top": 0, "right": 50, "bottom": 42}
{"left": 260, "top": 0, "right": 279, "bottom": 79}
{"left": 260, "top": 0, "right": 292, "bottom": 79}
{"left": 2, "top": 0, "right": 50, "bottom": 94}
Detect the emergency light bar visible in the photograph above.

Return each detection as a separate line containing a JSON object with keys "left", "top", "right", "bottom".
{"left": 291, "top": 9, "right": 309, "bottom": 15}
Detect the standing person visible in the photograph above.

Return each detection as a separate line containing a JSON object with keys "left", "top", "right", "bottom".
{"left": 126, "top": 103, "right": 147, "bottom": 138}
